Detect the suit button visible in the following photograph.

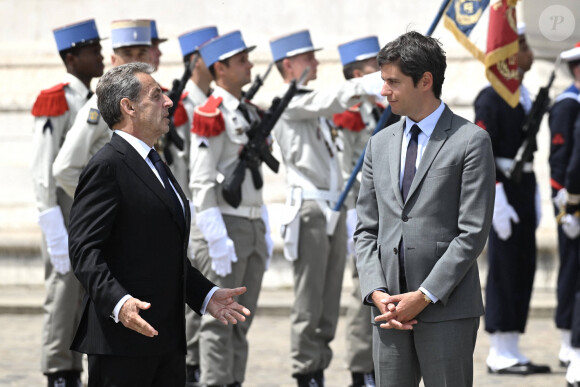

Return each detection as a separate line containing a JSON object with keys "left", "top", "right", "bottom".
{"left": 402, "top": 215, "right": 408, "bottom": 222}
{"left": 393, "top": 247, "right": 398, "bottom": 255}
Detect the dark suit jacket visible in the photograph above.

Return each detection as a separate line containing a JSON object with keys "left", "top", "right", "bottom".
{"left": 68, "top": 132, "right": 215, "bottom": 356}
{"left": 354, "top": 105, "right": 495, "bottom": 322}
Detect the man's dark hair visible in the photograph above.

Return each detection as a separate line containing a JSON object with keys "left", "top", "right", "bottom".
{"left": 96, "top": 62, "right": 154, "bottom": 129}
{"left": 208, "top": 58, "right": 230, "bottom": 79}
{"left": 377, "top": 31, "right": 446, "bottom": 99}
{"left": 342, "top": 58, "right": 375, "bottom": 80}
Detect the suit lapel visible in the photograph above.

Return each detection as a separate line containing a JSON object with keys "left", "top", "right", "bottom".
{"left": 404, "top": 106, "right": 452, "bottom": 203}
{"left": 388, "top": 121, "right": 405, "bottom": 208}
{"left": 110, "top": 134, "right": 186, "bottom": 232}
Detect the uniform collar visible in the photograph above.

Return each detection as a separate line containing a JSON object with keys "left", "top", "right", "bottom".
{"left": 212, "top": 85, "right": 241, "bottom": 111}
{"left": 63, "top": 73, "right": 90, "bottom": 98}
{"left": 185, "top": 79, "right": 210, "bottom": 102}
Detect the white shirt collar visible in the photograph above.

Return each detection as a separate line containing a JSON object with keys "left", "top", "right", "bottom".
{"left": 404, "top": 100, "right": 445, "bottom": 138}
{"left": 114, "top": 130, "right": 154, "bottom": 160}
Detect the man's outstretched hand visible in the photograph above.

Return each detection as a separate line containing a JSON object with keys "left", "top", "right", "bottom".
{"left": 207, "top": 286, "right": 251, "bottom": 325}
{"left": 119, "top": 297, "right": 158, "bottom": 337}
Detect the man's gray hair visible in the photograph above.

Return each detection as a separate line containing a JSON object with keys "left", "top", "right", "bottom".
{"left": 96, "top": 62, "right": 154, "bottom": 129}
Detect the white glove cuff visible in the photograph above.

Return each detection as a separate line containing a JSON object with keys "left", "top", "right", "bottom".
{"left": 196, "top": 207, "right": 227, "bottom": 244}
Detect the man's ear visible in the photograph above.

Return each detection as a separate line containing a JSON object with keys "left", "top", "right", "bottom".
{"left": 282, "top": 58, "right": 293, "bottom": 81}
{"left": 352, "top": 68, "right": 363, "bottom": 79}
{"left": 120, "top": 98, "right": 135, "bottom": 116}
{"left": 111, "top": 54, "right": 118, "bottom": 67}
{"left": 421, "top": 72, "right": 434, "bottom": 90}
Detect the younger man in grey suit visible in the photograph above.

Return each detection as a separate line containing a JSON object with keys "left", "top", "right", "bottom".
{"left": 354, "top": 31, "right": 495, "bottom": 387}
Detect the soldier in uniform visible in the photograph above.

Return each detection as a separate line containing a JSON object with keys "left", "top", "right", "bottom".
{"left": 149, "top": 20, "right": 167, "bottom": 71}
{"left": 548, "top": 42, "right": 580, "bottom": 387}
{"left": 190, "top": 31, "right": 272, "bottom": 387}
{"left": 53, "top": 19, "right": 154, "bottom": 197}
{"left": 474, "top": 24, "right": 550, "bottom": 376}
{"left": 269, "top": 30, "right": 382, "bottom": 387}
{"left": 332, "top": 36, "right": 400, "bottom": 387}
{"left": 30, "top": 19, "right": 104, "bottom": 387}
{"left": 175, "top": 26, "right": 219, "bottom": 387}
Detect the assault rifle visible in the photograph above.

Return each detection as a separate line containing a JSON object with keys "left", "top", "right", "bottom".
{"left": 161, "top": 54, "right": 199, "bottom": 164}
{"left": 505, "top": 57, "right": 560, "bottom": 183}
{"left": 243, "top": 62, "right": 274, "bottom": 101}
{"left": 222, "top": 67, "right": 310, "bottom": 208}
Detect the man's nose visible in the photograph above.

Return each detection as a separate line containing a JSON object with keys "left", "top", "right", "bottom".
{"left": 380, "top": 82, "right": 390, "bottom": 97}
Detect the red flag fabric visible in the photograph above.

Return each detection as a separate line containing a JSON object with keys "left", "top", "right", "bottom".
{"left": 485, "top": 0, "right": 520, "bottom": 108}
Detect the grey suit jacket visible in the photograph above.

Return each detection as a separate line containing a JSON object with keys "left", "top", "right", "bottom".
{"left": 354, "top": 105, "right": 495, "bottom": 322}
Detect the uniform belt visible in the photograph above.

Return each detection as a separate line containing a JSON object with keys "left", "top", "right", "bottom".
{"left": 495, "top": 157, "right": 533, "bottom": 175}
{"left": 219, "top": 205, "right": 262, "bottom": 219}
{"left": 302, "top": 189, "right": 340, "bottom": 203}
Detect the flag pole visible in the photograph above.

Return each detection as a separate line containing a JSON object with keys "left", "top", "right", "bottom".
{"left": 333, "top": 0, "right": 452, "bottom": 212}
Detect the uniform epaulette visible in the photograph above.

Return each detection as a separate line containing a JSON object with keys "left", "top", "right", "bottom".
{"left": 31, "top": 83, "right": 70, "bottom": 117}
{"left": 192, "top": 95, "right": 225, "bottom": 137}
{"left": 173, "top": 92, "right": 190, "bottom": 127}
{"left": 333, "top": 105, "right": 365, "bottom": 132}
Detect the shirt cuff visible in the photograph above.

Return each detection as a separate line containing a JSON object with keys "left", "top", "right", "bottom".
{"left": 201, "top": 286, "right": 220, "bottom": 315}
{"left": 419, "top": 287, "right": 438, "bottom": 303}
{"left": 111, "top": 294, "right": 132, "bottom": 323}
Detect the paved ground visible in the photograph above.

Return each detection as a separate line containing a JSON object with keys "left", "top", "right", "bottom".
{"left": 0, "top": 312, "right": 567, "bottom": 387}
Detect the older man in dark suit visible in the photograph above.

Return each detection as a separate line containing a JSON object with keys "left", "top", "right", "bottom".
{"left": 67, "top": 62, "right": 250, "bottom": 387}
{"left": 354, "top": 31, "right": 495, "bottom": 387}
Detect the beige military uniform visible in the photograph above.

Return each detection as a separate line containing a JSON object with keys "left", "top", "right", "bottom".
{"left": 52, "top": 93, "right": 112, "bottom": 197}
{"left": 31, "top": 73, "right": 88, "bottom": 374}
{"left": 273, "top": 79, "right": 369, "bottom": 376}
{"left": 168, "top": 80, "right": 208, "bottom": 195}
{"left": 176, "top": 79, "right": 210, "bottom": 370}
{"left": 334, "top": 98, "right": 381, "bottom": 375}
{"left": 190, "top": 86, "right": 268, "bottom": 385}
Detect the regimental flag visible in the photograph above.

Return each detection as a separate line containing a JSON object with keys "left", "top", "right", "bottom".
{"left": 444, "top": 0, "right": 520, "bottom": 108}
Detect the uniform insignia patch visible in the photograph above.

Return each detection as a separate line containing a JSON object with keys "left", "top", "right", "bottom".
{"left": 87, "top": 108, "right": 100, "bottom": 125}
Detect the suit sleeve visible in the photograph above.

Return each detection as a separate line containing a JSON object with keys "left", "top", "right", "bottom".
{"left": 421, "top": 128, "right": 495, "bottom": 304}
{"left": 354, "top": 135, "right": 388, "bottom": 300}
{"left": 68, "top": 156, "right": 128, "bottom": 319}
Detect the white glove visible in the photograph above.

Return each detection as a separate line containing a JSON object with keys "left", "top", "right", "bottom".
{"left": 492, "top": 183, "right": 520, "bottom": 240}
{"left": 38, "top": 206, "right": 70, "bottom": 275}
{"left": 208, "top": 237, "right": 237, "bottom": 277}
{"left": 196, "top": 207, "right": 238, "bottom": 277}
{"left": 562, "top": 214, "right": 580, "bottom": 239}
{"left": 554, "top": 188, "right": 568, "bottom": 209}
{"left": 359, "top": 71, "right": 384, "bottom": 99}
{"left": 261, "top": 205, "right": 274, "bottom": 270}
{"left": 346, "top": 208, "right": 357, "bottom": 258}
{"left": 535, "top": 183, "right": 542, "bottom": 228}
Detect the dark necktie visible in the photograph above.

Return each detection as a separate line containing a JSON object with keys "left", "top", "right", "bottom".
{"left": 87, "top": 91, "right": 94, "bottom": 100}
{"left": 401, "top": 124, "right": 421, "bottom": 202}
{"left": 148, "top": 149, "right": 184, "bottom": 226}
{"left": 237, "top": 103, "right": 251, "bottom": 123}
{"left": 399, "top": 124, "right": 421, "bottom": 293}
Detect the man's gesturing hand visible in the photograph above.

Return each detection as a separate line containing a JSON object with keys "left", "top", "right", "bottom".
{"left": 207, "top": 287, "right": 251, "bottom": 325}
{"left": 119, "top": 298, "right": 158, "bottom": 337}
